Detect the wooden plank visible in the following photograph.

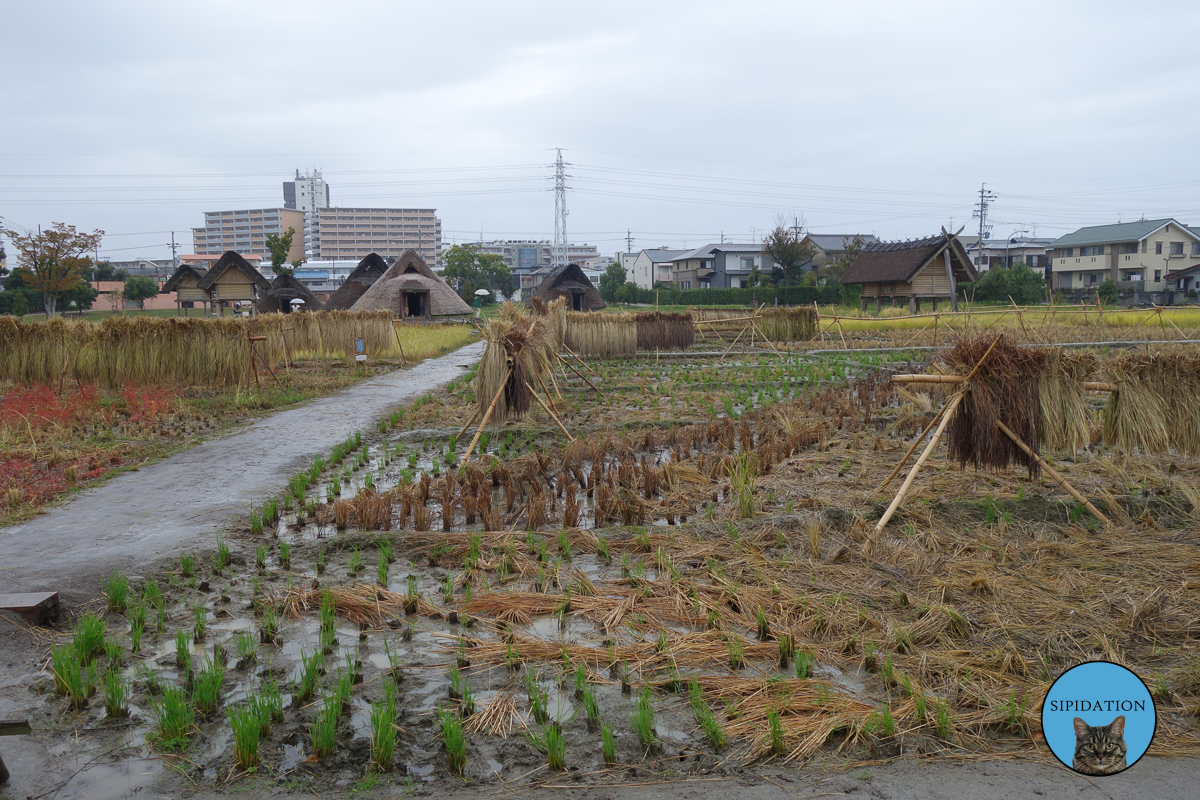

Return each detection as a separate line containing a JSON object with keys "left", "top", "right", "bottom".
{"left": 0, "top": 591, "right": 60, "bottom": 625}
{"left": 0, "top": 720, "right": 31, "bottom": 736}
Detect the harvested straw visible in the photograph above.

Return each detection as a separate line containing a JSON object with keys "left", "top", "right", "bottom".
{"left": 1102, "top": 352, "right": 1179, "bottom": 455}
{"left": 633, "top": 311, "right": 694, "bottom": 351}
{"left": 943, "top": 335, "right": 1045, "bottom": 477}
{"left": 564, "top": 312, "right": 636, "bottom": 357}
{"left": 475, "top": 304, "right": 547, "bottom": 423}
{"left": 1038, "top": 349, "right": 1095, "bottom": 453}
{"left": 755, "top": 307, "right": 818, "bottom": 342}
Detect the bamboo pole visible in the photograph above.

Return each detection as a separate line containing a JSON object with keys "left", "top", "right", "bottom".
{"left": 456, "top": 409, "right": 482, "bottom": 440}
{"left": 718, "top": 325, "right": 748, "bottom": 361}
{"left": 873, "top": 404, "right": 952, "bottom": 494}
{"left": 875, "top": 391, "right": 964, "bottom": 532}
{"left": 527, "top": 381, "right": 575, "bottom": 441}
{"left": 560, "top": 342, "right": 599, "bottom": 376}
{"left": 995, "top": 419, "right": 1110, "bottom": 526}
{"left": 392, "top": 321, "right": 408, "bottom": 365}
{"left": 750, "top": 321, "right": 784, "bottom": 357}
{"left": 891, "top": 374, "right": 1118, "bottom": 392}
{"left": 557, "top": 353, "right": 605, "bottom": 397}
{"left": 458, "top": 366, "right": 511, "bottom": 471}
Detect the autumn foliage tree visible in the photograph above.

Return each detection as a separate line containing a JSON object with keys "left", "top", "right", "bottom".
{"left": 9, "top": 223, "right": 104, "bottom": 317}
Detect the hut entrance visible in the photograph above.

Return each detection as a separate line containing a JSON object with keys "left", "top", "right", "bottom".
{"left": 569, "top": 290, "right": 584, "bottom": 312}
{"left": 404, "top": 291, "right": 428, "bottom": 318}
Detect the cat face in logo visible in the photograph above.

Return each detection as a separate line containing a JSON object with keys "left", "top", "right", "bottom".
{"left": 1072, "top": 715, "right": 1127, "bottom": 775}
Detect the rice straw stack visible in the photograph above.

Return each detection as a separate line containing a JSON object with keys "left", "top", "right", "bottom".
{"left": 564, "top": 311, "right": 637, "bottom": 357}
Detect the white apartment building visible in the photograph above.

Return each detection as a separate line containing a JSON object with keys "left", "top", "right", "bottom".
{"left": 309, "top": 208, "right": 442, "bottom": 265}
{"left": 1048, "top": 219, "right": 1200, "bottom": 291}
{"left": 191, "top": 208, "right": 306, "bottom": 262}
{"left": 283, "top": 169, "right": 331, "bottom": 253}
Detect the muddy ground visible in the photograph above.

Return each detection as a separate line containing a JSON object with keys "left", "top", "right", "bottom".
{"left": 4, "top": 341, "right": 1200, "bottom": 799}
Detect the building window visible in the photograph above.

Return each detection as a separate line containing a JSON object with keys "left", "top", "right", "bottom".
{"left": 1088, "top": 274, "right": 1098, "bottom": 285}
{"left": 1170, "top": 242, "right": 1184, "bottom": 255}
{"left": 1154, "top": 270, "right": 1161, "bottom": 282}
{"left": 1061, "top": 248, "right": 1074, "bottom": 257}
{"left": 1155, "top": 242, "right": 1163, "bottom": 254}
{"left": 1124, "top": 243, "right": 1138, "bottom": 254}
{"left": 1193, "top": 242, "right": 1200, "bottom": 255}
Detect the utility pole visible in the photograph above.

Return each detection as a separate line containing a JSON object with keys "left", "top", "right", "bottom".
{"left": 972, "top": 183, "right": 997, "bottom": 268}
{"left": 625, "top": 228, "right": 634, "bottom": 254}
{"left": 170, "top": 232, "right": 178, "bottom": 269}
{"left": 553, "top": 148, "right": 569, "bottom": 267}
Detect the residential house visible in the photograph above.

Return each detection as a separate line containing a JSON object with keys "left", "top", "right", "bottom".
{"left": 623, "top": 247, "right": 687, "bottom": 289}
{"left": 965, "top": 236, "right": 1055, "bottom": 274}
{"left": 669, "top": 244, "right": 776, "bottom": 289}
{"left": 802, "top": 234, "right": 880, "bottom": 271}
{"left": 1047, "top": 219, "right": 1200, "bottom": 296}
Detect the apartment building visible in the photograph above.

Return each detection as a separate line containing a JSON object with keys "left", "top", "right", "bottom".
{"left": 1048, "top": 219, "right": 1200, "bottom": 291}
{"left": 191, "top": 208, "right": 306, "bottom": 263}
{"left": 965, "top": 235, "right": 1055, "bottom": 274}
{"left": 309, "top": 208, "right": 442, "bottom": 265}
{"left": 283, "top": 169, "right": 331, "bottom": 253}
{"left": 465, "top": 240, "right": 600, "bottom": 298}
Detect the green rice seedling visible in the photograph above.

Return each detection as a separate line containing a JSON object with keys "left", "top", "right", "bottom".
{"left": 448, "top": 664, "right": 464, "bottom": 700}
{"left": 193, "top": 606, "right": 207, "bottom": 641}
{"left": 215, "top": 537, "right": 230, "bottom": 572}
{"left": 405, "top": 574, "right": 419, "bottom": 614}
{"left": 320, "top": 588, "right": 336, "bottom": 632}
{"left": 142, "top": 577, "right": 163, "bottom": 609}
{"left": 278, "top": 542, "right": 290, "bottom": 570}
{"left": 260, "top": 673, "right": 284, "bottom": 725}
{"left": 192, "top": 658, "right": 225, "bottom": 715}
{"left": 777, "top": 633, "right": 793, "bottom": 668}
{"left": 1003, "top": 690, "right": 1029, "bottom": 733}
{"left": 180, "top": 553, "right": 195, "bottom": 577}
{"left": 384, "top": 639, "right": 403, "bottom": 682}
{"left": 263, "top": 497, "right": 279, "bottom": 526}
{"left": 756, "top": 608, "right": 771, "bottom": 640}
{"left": 378, "top": 539, "right": 393, "bottom": 564}
{"left": 880, "top": 653, "right": 895, "bottom": 686}
{"left": 526, "top": 670, "right": 549, "bottom": 724}
{"left": 235, "top": 630, "right": 257, "bottom": 666}
{"left": 442, "top": 573, "right": 455, "bottom": 604}
{"left": 156, "top": 603, "right": 167, "bottom": 634}
{"left": 175, "top": 628, "right": 192, "bottom": 672}
{"left": 260, "top": 606, "right": 279, "bottom": 644}
{"left": 595, "top": 535, "right": 609, "bottom": 563}
{"left": 505, "top": 641, "right": 520, "bottom": 672}
{"left": 868, "top": 705, "right": 896, "bottom": 738}
{"left": 316, "top": 547, "right": 325, "bottom": 574}
{"left": 582, "top": 684, "right": 601, "bottom": 731}
{"left": 794, "top": 648, "right": 814, "bottom": 680}
{"left": 558, "top": 529, "right": 571, "bottom": 561}
{"left": 601, "top": 722, "right": 617, "bottom": 764}
{"left": 543, "top": 723, "right": 566, "bottom": 769}
{"left": 688, "top": 679, "right": 727, "bottom": 749}
{"left": 50, "top": 643, "right": 80, "bottom": 700}
{"left": 726, "top": 634, "right": 744, "bottom": 670}
{"left": 377, "top": 551, "right": 389, "bottom": 586}
{"left": 370, "top": 689, "right": 398, "bottom": 771}
{"left": 227, "top": 704, "right": 261, "bottom": 769}
{"left": 72, "top": 612, "right": 106, "bottom": 664}
{"left": 127, "top": 596, "right": 148, "bottom": 631}
{"left": 152, "top": 687, "right": 195, "bottom": 751}
{"left": 130, "top": 619, "right": 144, "bottom": 656}
{"left": 462, "top": 683, "right": 476, "bottom": 717}
{"left": 295, "top": 648, "right": 321, "bottom": 703}
{"left": 255, "top": 545, "right": 267, "bottom": 572}
{"left": 934, "top": 699, "right": 953, "bottom": 740}
{"left": 767, "top": 709, "right": 786, "bottom": 755}
{"left": 104, "top": 568, "right": 128, "bottom": 613}
{"left": 249, "top": 510, "right": 263, "bottom": 536}
{"left": 631, "top": 687, "right": 658, "bottom": 751}
{"left": 574, "top": 663, "right": 588, "bottom": 699}
{"left": 103, "top": 636, "right": 122, "bottom": 665}
{"left": 311, "top": 694, "right": 340, "bottom": 758}
{"left": 439, "top": 708, "right": 467, "bottom": 776}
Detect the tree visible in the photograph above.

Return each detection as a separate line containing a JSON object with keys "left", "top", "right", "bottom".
{"left": 964, "top": 262, "right": 1047, "bottom": 305}
{"left": 824, "top": 234, "right": 865, "bottom": 284}
{"left": 264, "top": 227, "right": 297, "bottom": 276}
{"left": 614, "top": 281, "right": 640, "bottom": 304}
{"left": 599, "top": 262, "right": 627, "bottom": 302}
{"left": 88, "top": 261, "right": 128, "bottom": 282}
{"left": 8, "top": 222, "right": 104, "bottom": 317}
{"left": 62, "top": 281, "right": 98, "bottom": 314}
{"left": 1097, "top": 277, "right": 1119, "bottom": 305}
{"left": 123, "top": 275, "right": 160, "bottom": 311}
{"left": 760, "top": 214, "right": 815, "bottom": 286}
{"left": 439, "top": 244, "right": 513, "bottom": 301}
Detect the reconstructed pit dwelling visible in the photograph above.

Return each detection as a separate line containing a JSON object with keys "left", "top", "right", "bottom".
{"left": 26, "top": 302, "right": 1200, "bottom": 794}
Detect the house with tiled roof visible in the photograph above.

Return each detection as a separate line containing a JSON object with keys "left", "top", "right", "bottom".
{"left": 668, "top": 244, "right": 778, "bottom": 289}
{"left": 839, "top": 231, "right": 977, "bottom": 313}
{"left": 1047, "top": 219, "right": 1200, "bottom": 293}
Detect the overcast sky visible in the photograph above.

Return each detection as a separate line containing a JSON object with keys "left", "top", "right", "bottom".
{"left": 3, "top": 0, "right": 1199, "bottom": 262}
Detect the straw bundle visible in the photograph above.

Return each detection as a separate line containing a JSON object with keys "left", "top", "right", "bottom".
{"left": 475, "top": 304, "right": 548, "bottom": 423}
{"left": 1102, "top": 351, "right": 1200, "bottom": 455}
{"left": 1038, "top": 349, "right": 1095, "bottom": 453}
{"left": 944, "top": 335, "right": 1046, "bottom": 477}
{"left": 755, "top": 307, "right": 818, "bottom": 342}
{"left": 633, "top": 311, "right": 694, "bottom": 351}
{"left": 564, "top": 311, "right": 636, "bottom": 357}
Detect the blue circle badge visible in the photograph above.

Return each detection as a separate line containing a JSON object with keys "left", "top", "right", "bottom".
{"left": 1042, "top": 661, "right": 1156, "bottom": 776}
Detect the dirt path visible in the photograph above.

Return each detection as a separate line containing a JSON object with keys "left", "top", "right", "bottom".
{"left": 0, "top": 341, "right": 484, "bottom": 601}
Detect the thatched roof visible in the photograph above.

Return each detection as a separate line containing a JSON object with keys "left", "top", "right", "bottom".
{"left": 840, "top": 232, "right": 977, "bottom": 286}
{"left": 532, "top": 263, "right": 605, "bottom": 311}
{"left": 161, "top": 263, "right": 208, "bottom": 292}
{"left": 349, "top": 250, "right": 472, "bottom": 317}
{"left": 257, "top": 272, "right": 324, "bottom": 314}
{"left": 325, "top": 253, "right": 389, "bottom": 310}
{"left": 196, "top": 251, "right": 272, "bottom": 291}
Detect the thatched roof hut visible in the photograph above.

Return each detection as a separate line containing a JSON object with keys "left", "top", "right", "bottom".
{"left": 194, "top": 251, "right": 271, "bottom": 315}
{"left": 325, "top": 253, "right": 389, "bottom": 310}
{"left": 161, "top": 263, "right": 210, "bottom": 315}
{"left": 531, "top": 263, "right": 605, "bottom": 312}
{"left": 257, "top": 272, "right": 324, "bottom": 314}
{"left": 840, "top": 230, "right": 977, "bottom": 313}
{"left": 349, "top": 250, "right": 472, "bottom": 318}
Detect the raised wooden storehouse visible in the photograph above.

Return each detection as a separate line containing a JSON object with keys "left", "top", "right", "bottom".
{"left": 161, "top": 264, "right": 210, "bottom": 315}
{"left": 195, "top": 251, "right": 272, "bottom": 317}
{"left": 325, "top": 253, "right": 389, "bottom": 310}
{"left": 256, "top": 272, "right": 324, "bottom": 314}
{"left": 840, "top": 231, "right": 977, "bottom": 313}
{"left": 531, "top": 263, "right": 605, "bottom": 312}
{"left": 349, "top": 250, "right": 472, "bottom": 318}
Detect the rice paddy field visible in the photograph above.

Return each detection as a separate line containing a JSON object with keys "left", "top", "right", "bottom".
{"left": 0, "top": 317, "right": 476, "bottom": 523}
{"left": 30, "top": 332, "right": 1200, "bottom": 795}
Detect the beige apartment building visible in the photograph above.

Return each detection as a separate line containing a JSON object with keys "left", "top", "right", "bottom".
{"left": 191, "top": 208, "right": 306, "bottom": 263}
{"left": 310, "top": 208, "right": 442, "bottom": 265}
{"left": 1048, "top": 218, "right": 1200, "bottom": 291}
